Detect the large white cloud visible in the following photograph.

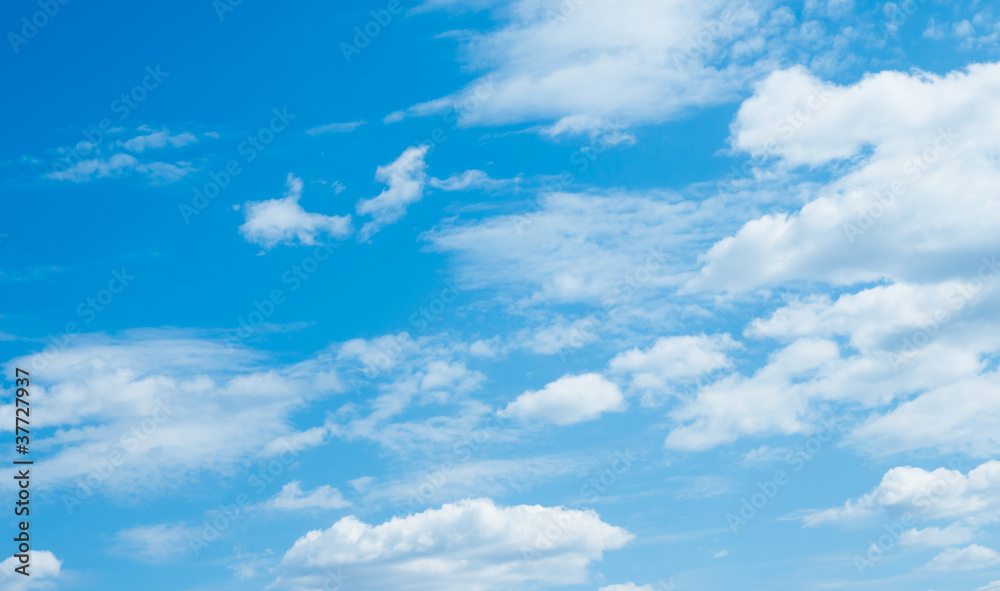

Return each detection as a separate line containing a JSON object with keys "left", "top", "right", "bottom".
{"left": 240, "top": 174, "right": 352, "bottom": 249}
{"left": 401, "top": 0, "right": 813, "bottom": 137}
{"left": 924, "top": 544, "right": 1000, "bottom": 572}
{"left": 425, "top": 189, "right": 748, "bottom": 305}
{"left": 688, "top": 63, "right": 1000, "bottom": 293}
{"left": 499, "top": 373, "right": 626, "bottom": 425}
{"left": 804, "top": 460, "right": 1000, "bottom": 527}
{"left": 0, "top": 332, "right": 344, "bottom": 499}
{"left": 0, "top": 551, "right": 62, "bottom": 590}
{"left": 271, "top": 498, "right": 633, "bottom": 591}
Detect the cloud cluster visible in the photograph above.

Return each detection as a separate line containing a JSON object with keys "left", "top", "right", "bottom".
{"left": 271, "top": 498, "right": 633, "bottom": 591}
{"left": 240, "top": 174, "right": 353, "bottom": 249}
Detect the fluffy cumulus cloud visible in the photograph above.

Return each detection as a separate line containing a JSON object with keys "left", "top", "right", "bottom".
{"left": 665, "top": 265, "right": 1000, "bottom": 454}
{"left": 688, "top": 63, "right": 1000, "bottom": 293}
{"left": 0, "top": 551, "right": 62, "bottom": 590}
{"left": 664, "top": 338, "right": 836, "bottom": 450}
{"left": 0, "top": 331, "right": 344, "bottom": 500}
{"left": 499, "top": 373, "right": 626, "bottom": 425}
{"left": 271, "top": 498, "right": 633, "bottom": 591}
{"left": 924, "top": 544, "right": 1000, "bottom": 571}
{"left": 804, "top": 460, "right": 1000, "bottom": 527}
{"left": 240, "top": 174, "right": 353, "bottom": 248}
{"left": 355, "top": 145, "right": 430, "bottom": 241}
{"left": 403, "top": 0, "right": 790, "bottom": 137}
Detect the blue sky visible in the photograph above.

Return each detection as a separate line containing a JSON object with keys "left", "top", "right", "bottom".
{"left": 2, "top": 0, "right": 1000, "bottom": 590}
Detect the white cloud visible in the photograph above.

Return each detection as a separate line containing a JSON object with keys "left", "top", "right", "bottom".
{"left": 429, "top": 169, "right": 512, "bottom": 192}
{"left": 425, "top": 190, "right": 736, "bottom": 305}
{"left": 899, "top": 523, "right": 977, "bottom": 548}
{"left": 264, "top": 481, "right": 352, "bottom": 511}
{"left": 609, "top": 334, "right": 737, "bottom": 405}
{"left": 0, "top": 331, "right": 344, "bottom": 498}
{"left": 45, "top": 153, "right": 195, "bottom": 183}
{"left": 600, "top": 584, "right": 657, "bottom": 591}
{"left": 0, "top": 551, "right": 61, "bottom": 590}
{"left": 355, "top": 145, "right": 430, "bottom": 241}
{"left": 403, "top": 0, "right": 783, "bottom": 136}
{"left": 240, "top": 174, "right": 353, "bottom": 249}
{"left": 120, "top": 129, "right": 197, "bottom": 152}
{"left": 804, "top": 460, "right": 1000, "bottom": 527}
{"left": 306, "top": 120, "right": 366, "bottom": 135}
{"left": 664, "top": 339, "right": 836, "bottom": 451}
{"left": 271, "top": 498, "right": 633, "bottom": 591}
{"left": 111, "top": 523, "right": 200, "bottom": 563}
{"left": 513, "top": 317, "right": 600, "bottom": 355}
{"left": 499, "top": 373, "right": 626, "bottom": 425}
{"left": 330, "top": 333, "right": 492, "bottom": 454}
{"left": 688, "top": 63, "right": 1000, "bottom": 293}
{"left": 924, "top": 544, "right": 1000, "bottom": 571}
